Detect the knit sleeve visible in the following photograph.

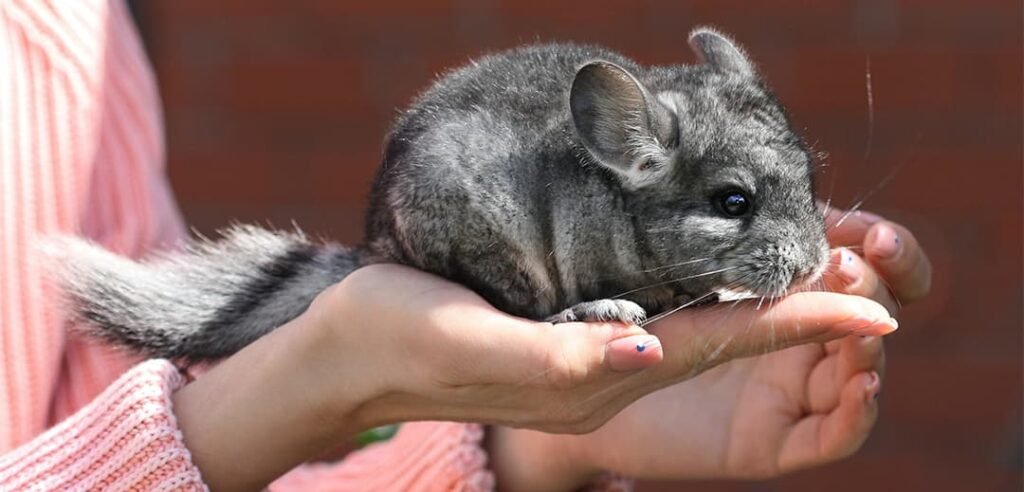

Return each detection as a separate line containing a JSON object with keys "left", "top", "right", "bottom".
{"left": 0, "top": 359, "right": 206, "bottom": 491}
{"left": 268, "top": 423, "right": 635, "bottom": 492}
{"left": 271, "top": 422, "right": 494, "bottom": 492}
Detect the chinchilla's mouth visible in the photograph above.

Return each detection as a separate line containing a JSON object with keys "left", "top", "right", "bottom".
{"left": 715, "top": 260, "right": 828, "bottom": 302}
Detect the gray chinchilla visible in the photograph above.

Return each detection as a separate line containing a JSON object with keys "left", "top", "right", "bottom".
{"left": 56, "top": 27, "right": 829, "bottom": 363}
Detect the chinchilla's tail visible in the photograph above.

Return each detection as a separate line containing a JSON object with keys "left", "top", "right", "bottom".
{"left": 48, "top": 225, "right": 360, "bottom": 364}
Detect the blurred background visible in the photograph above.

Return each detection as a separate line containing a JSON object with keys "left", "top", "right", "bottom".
{"left": 127, "top": 1, "right": 1021, "bottom": 490}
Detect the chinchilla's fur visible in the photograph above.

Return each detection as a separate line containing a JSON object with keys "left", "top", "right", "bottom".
{"left": 58, "top": 28, "right": 829, "bottom": 363}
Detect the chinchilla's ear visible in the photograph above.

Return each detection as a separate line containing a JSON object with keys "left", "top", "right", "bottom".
{"left": 570, "top": 61, "right": 677, "bottom": 188}
{"left": 688, "top": 27, "right": 755, "bottom": 77}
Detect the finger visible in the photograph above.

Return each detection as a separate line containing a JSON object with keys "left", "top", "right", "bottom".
{"left": 821, "top": 248, "right": 900, "bottom": 313}
{"left": 823, "top": 206, "right": 884, "bottom": 247}
{"left": 779, "top": 371, "right": 881, "bottom": 472}
{"left": 648, "top": 292, "right": 897, "bottom": 370}
{"left": 862, "top": 221, "right": 933, "bottom": 303}
{"left": 439, "top": 308, "right": 662, "bottom": 389}
{"left": 808, "top": 336, "right": 885, "bottom": 412}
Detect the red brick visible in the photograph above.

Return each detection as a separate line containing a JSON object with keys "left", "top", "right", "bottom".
{"left": 308, "top": 151, "right": 380, "bottom": 208}
{"left": 168, "top": 151, "right": 276, "bottom": 205}
{"left": 225, "top": 60, "right": 370, "bottom": 113}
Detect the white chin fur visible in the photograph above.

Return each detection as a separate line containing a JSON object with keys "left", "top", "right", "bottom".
{"left": 714, "top": 288, "right": 759, "bottom": 302}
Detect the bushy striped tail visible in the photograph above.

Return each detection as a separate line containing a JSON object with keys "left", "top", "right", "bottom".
{"left": 49, "top": 226, "right": 359, "bottom": 363}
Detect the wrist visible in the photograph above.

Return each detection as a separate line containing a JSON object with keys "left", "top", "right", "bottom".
{"left": 172, "top": 306, "right": 377, "bottom": 491}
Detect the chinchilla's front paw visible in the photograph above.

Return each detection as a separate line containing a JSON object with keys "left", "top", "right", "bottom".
{"left": 547, "top": 299, "right": 647, "bottom": 325}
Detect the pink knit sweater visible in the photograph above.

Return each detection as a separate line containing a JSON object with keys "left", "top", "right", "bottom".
{"left": 0, "top": 0, "right": 495, "bottom": 489}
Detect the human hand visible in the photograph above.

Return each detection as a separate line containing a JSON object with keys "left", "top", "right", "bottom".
{"left": 173, "top": 262, "right": 896, "bottom": 492}
{"left": 310, "top": 264, "right": 896, "bottom": 433}
{"left": 489, "top": 209, "right": 932, "bottom": 490}
{"left": 823, "top": 207, "right": 933, "bottom": 312}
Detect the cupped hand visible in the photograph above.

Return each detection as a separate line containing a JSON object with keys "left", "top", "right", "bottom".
{"left": 307, "top": 264, "right": 894, "bottom": 435}
{"left": 488, "top": 209, "right": 932, "bottom": 491}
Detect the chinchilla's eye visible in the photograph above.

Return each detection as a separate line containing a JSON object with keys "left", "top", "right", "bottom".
{"left": 715, "top": 190, "right": 751, "bottom": 217}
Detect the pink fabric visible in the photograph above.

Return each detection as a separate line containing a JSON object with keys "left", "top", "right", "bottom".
{"left": 0, "top": 0, "right": 493, "bottom": 489}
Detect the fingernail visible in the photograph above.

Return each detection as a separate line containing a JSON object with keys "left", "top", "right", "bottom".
{"left": 856, "top": 317, "right": 899, "bottom": 335}
{"left": 871, "top": 225, "right": 902, "bottom": 259}
{"left": 833, "top": 316, "right": 880, "bottom": 333}
{"left": 835, "top": 316, "right": 898, "bottom": 335}
{"left": 831, "top": 248, "right": 862, "bottom": 286}
{"left": 607, "top": 335, "right": 662, "bottom": 372}
{"left": 855, "top": 210, "right": 885, "bottom": 225}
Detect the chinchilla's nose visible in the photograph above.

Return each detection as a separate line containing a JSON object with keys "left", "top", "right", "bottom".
{"left": 790, "top": 240, "right": 829, "bottom": 290}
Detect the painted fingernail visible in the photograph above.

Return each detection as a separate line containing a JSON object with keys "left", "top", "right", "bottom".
{"left": 831, "top": 248, "right": 861, "bottom": 286}
{"left": 871, "top": 225, "right": 902, "bottom": 259}
{"left": 607, "top": 335, "right": 662, "bottom": 371}
{"left": 835, "top": 316, "right": 898, "bottom": 335}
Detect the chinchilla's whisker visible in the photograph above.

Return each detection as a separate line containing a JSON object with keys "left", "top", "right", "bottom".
{"left": 812, "top": 275, "right": 829, "bottom": 293}
{"left": 823, "top": 155, "right": 839, "bottom": 225}
{"left": 831, "top": 131, "right": 924, "bottom": 230}
{"left": 860, "top": 55, "right": 875, "bottom": 170}
{"left": 610, "top": 265, "right": 737, "bottom": 299}
{"left": 700, "top": 279, "right": 752, "bottom": 362}
{"left": 562, "top": 373, "right": 641, "bottom": 418}
{"left": 637, "top": 257, "right": 714, "bottom": 274}
{"left": 771, "top": 292, "right": 784, "bottom": 351}
{"left": 871, "top": 269, "right": 905, "bottom": 311}
{"left": 641, "top": 290, "right": 718, "bottom": 326}
{"left": 831, "top": 197, "right": 869, "bottom": 230}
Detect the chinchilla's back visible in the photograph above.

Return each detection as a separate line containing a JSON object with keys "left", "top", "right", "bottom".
{"left": 399, "top": 44, "right": 636, "bottom": 128}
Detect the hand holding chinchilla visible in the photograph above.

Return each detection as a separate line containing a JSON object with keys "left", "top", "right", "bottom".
{"left": 47, "top": 27, "right": 933, "bottom": 492}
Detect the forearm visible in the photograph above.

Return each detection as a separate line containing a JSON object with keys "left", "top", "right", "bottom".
{"left": 172, "top": 309, "right": 375, "bottom": 492}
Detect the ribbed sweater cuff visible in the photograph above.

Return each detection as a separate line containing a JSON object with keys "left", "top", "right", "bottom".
{"left": 0, "top": 359, "right": 206, "bottom": 491}
{"left": 270, "top": 422, "right": 634, "bottom": 492}
{"left": 271, "top": 422, "right": 494, "bottom": 491}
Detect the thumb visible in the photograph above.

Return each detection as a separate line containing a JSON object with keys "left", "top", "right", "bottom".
{"left": 454, "top": 313, "right": 664, "bottom": 389}
{"left": 647, "top": 292, "right": 897, "bottom": 367}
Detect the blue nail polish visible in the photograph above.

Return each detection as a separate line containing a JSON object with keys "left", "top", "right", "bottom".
{"left": 636, "top": 343, "right": 646, "bottom": 352}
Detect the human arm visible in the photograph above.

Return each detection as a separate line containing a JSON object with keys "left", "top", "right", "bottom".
{"left": 168, "top": 262, "right": 895, "bottom": 492}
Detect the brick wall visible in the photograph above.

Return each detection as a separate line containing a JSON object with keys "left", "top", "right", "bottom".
{"left": 131, "top": 1, "right": 1022, "bottom": 490}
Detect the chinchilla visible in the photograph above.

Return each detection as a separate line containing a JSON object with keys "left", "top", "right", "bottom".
{"left": 55, "top": 27, "right": 829, "bottom": 363}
